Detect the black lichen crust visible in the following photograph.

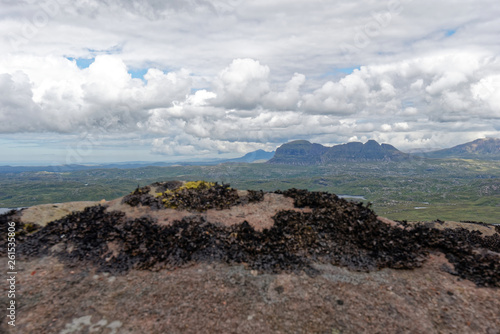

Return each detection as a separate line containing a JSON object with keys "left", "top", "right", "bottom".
{"left": 122, "top": 181, "right": 264, "bottom": 211}
{"left": 1, "top": 209, "right": 41, "bottom": 254}
{"left": 121, "top": 186, "right": 160, "bottom": 208}
{"left": 13, "top": 187, "right": 500, "bottom": 287}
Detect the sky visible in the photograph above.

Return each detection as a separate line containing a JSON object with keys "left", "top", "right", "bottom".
{"left": 0, "top": 0, "right": 499, "bottom": 165}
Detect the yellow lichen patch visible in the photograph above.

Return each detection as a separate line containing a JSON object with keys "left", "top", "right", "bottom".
{"left": 157, "top": 181, "right": 217, "bottom": 209}
{"left": 130, "top": 180, "right": 239, "bottom": 211}
{"left": 182, "top": 181, "right": 215, "bottom": 190}
{"left": 23, "top": 223, "right": 38, "bottom": 233}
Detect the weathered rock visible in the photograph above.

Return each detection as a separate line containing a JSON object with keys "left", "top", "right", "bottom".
{"left": 5, "top": 184, "right": 498, "bottom": 287}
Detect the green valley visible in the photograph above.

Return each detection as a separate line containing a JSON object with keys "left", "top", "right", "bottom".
{"left": 1, "top": 157, "right": 499, "bottom": 224}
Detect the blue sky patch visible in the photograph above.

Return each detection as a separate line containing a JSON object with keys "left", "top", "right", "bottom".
{"left": 67, "top": 57, "right": 95, "bottom": 69}
{"left": 444, "top": 29, "right": 456, "bottom": 37}
{"left": 336, "top": 66, "right": 360, "bottom": 74}
{"left": 129, "top": 68, "right": 148, "bottom": 80}
{"left": 320, "top": 66, "right": 361, "bottom": 78}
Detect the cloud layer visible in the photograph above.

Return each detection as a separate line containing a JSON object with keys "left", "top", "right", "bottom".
{"left": 0, "top": 0, "right": 499, "bottom": 162}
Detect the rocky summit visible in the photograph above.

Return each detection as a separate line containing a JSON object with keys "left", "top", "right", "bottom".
{"left": 1, "top": 181, "right": 499, "bottom": 333}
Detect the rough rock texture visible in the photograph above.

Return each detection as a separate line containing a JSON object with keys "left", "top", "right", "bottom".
{"left": 121, "top": 181, "right": 264, "bottom": 212}
{"left": 1, "top": 181, "right": 499, "bottom": 334}
{"left": 15, "top": 201, "right": 101, "bottom": 227}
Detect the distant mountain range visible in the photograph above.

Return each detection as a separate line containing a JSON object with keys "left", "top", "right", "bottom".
{"left": 0, "top": 149, "right": 276, "bottom": 173}
{"left": 268, "top": 140, "right": 409, "bottom": 165}
{"left": 268, "top": 137, "right": 500, "bottom": 165}
{"left": 1, "top": 138, "right": 498, "bottom": 172}
{"left": 222, "top": 149, "right": 275, "bottom": 163}
{"left": 413, "top": 138, "right": 500, "bottom": 160}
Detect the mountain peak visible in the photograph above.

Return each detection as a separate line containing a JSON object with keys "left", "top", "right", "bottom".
{"left": 288, "top": 140, "right": 312, "bottom": 145}
{"left": 269, "top": 140, "right": 408, "bottom": 165}
{"left": 365, "top": 139, "right": 380, "bottom": 146}
{"left": 267, "top": 140, "right": 329, "bottom": 165}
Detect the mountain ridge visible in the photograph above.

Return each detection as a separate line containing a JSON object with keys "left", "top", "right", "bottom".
{"left": 415, "top": 138, "right": 500, "bottom": 160}
{"left": 268, "top": 139, "right": 409, "bottom": 165}
{"left": 222, "top": 149, "right": 275, "bottom": 163}
{"left": 0, "top": 149, "right": 276, "bottom": 173}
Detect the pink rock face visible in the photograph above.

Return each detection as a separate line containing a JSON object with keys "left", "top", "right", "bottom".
{"left": 2, "top": 254, "right": 500, "bottom": 333}
{"left": 108, "top": 192, "right": 312, "bottom": 231}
